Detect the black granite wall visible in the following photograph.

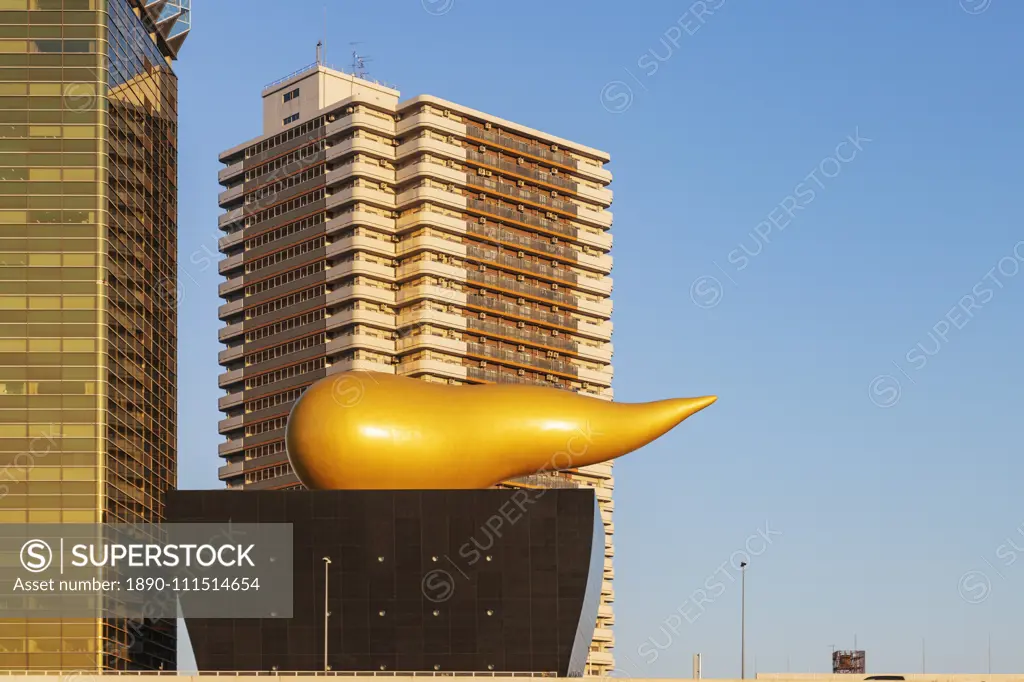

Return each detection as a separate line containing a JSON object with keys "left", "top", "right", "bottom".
{"left": 167, "top": 489, "right": 601, "bottom": 676}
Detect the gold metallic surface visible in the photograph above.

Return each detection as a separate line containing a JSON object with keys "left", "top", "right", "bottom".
{"left": 285, "top": 372, "right": 716, "bottom": 490}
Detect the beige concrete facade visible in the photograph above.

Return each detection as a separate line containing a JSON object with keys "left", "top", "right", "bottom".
{"left": 216, "top": 65, "right": 615, "bottom": 674}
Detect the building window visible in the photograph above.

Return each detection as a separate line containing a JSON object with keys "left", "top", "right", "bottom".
{"left": 283, "top": 88, "right": 300, "bottom": 103}
{"left": 283, "top": 113, "right": 300, "bottom": 125}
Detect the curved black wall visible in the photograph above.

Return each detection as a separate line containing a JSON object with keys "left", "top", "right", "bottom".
{"left": 168, "top": 489, "right": 601, "bottom": 676}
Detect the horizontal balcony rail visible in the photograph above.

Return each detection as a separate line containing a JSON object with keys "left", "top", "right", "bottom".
{"left": 466, "top": 198, "right": 577, "bottom": 239}
{"left": 466, "top": 342, "right": 577, "bottom": 376}
{"left": 466, "top": 123, "right": 578, "bottom": 169}
{"left": 466, "top": 317, "right": 578, "bottom": 353}
{"left": 466, "top": 149, "right": 578, "bottom": 192}
{"left": 466, "top": 222, "right": 577, "bottom": 261}
{"left": 466, "top": 294, "right": 577, "bottom": 329}
{"left": 467, "top": 365, "right": 557, "bottom": 387}
{"left": 468, "top": 270, "right": 578, "bottom": 307}
{"left": 467, "top": 175, "right": 576, "bottom": 215}
{"left": 466, "top": 245, "right": 578, "bottom": 285}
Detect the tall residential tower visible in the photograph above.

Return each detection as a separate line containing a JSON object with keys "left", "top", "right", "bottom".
{"left": 0, "top": 0, "right": 187, "bottom": 671}
{"left": 216, "top": 64, "right": 614, "bottom": 674}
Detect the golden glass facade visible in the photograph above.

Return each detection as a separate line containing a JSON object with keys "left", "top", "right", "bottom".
{"left": 0, "top": 0, "right": 182, "bottom": 670}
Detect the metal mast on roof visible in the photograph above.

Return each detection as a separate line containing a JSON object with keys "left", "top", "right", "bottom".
{"left": 350, "top": 42, "right": 372, "bottom": 78}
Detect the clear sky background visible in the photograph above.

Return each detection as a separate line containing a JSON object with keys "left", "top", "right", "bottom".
{"left": 173, "top": 0, "right": 1024, "bottom": 676}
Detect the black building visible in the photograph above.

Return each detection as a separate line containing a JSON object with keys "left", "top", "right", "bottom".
{"left": 167, "top": 489, "right": 603, "bottom": 676}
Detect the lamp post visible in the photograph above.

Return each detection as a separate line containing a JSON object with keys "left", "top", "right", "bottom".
{"left": 323, "top": 556, "right": 332, "bottom": 672}
{"left": 740, "top": 561, "right": 747, "bottom": 679}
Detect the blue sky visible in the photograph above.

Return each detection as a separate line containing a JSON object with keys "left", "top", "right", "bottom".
{"left": 174, "top": 0, "right": 1024, "bottom": 675}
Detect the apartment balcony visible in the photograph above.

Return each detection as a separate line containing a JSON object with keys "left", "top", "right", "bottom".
{"left": 219, "top": 230, "right": 244, "bottom": 251}
{"left": 576, "top": 249, "right": 613, "bottom": 274}
{"left": 467, "top": 317, "right": 578, "bottom": 354}
{"left": 465, "top": 198, "right": 578, "bottom": 240}
{"left": 398, "top": 357, "right": 468, "bottom": 380}
{"left": 467, "top": 365, "right": 554, "bottom": 387}
{"left": 467, "top": 222, "right": 579, "bottom": 262}
{"left": 325, "top": 185, "right": 395, "bottom": 211}
{"left": 219, "top": 321, "right": 244, "bottom": 343}
{"left": 466, "top": 294, "right": 577, "bottom": 330}
{"left": 327, "top": 233, "right": 395, "bottom": 259}
{"left": 325, "top": 208, "right": 395, "bottom": 235}
{"left": 598, "top": 603, "right": 614, "bottom": 621}
{"left": 326, "top": 283, "right": 395, "bottom": 306}
{"left": 575, "top": 182, "right": 614, "bottom": 207}
{"left": 395, "top": 109, "right": 466, "bottom": 138}
{"left": 396, "top": 259, "right": 466, "bottom": 285}
{"left": 217, "top": 298, "right": 243, "bottom": 321}
{"left": 217, "top": 367, "right": 243, "bottom": 389}
{"left": 327, "top": 357, "right": 396, "bottom": 375}
{"left": 465, "top": 123, "right": 578, "bottom": 170}
{"left": 218, "top": 437, "right": 244, "bottom": 456}
{"left": 217, "top": 459, "right": 244, "bottom": 479}
{"left": 577, "top": 317, "right": 612, "bottom": 342}
{"left": 326, "top": 162, "right": 395, "bottom": 187}
{"left": 218, "top": 159, "right": 244, "bottom": 185}
{"left": 396, "top": 307, "right": 467, "bottom": 331}
{"left": 577, "top": 204, "right": 614, "bottom": 230}
{"left": 395, "top": 160, "right": 465, "bottom": 186}
{"left": 396, "top": 209, "right": 468, "bottom": 236}
{"left": 326, "top": 306, "right": 395, "bottom": 331}
{"left": 396, "top": 235, "right": 466, "bottom": 261}
{"left": 218, "top": 273, "right": 244, "bottom": 298}
{"left": 218, "top": 391, "right": 243, "bottom": 411}
{"left": 218, "top": 206, "right": 244, "bottom": 229}
{"left": 218, "top": 252, "right": 244, "bottom": 276}
{"left": 397, "top": 333, "right": 466, "bottom": 356}
{"left": 466, "top": 342, "right": 577, "bottom": 377}
{"left": 467, "top": 270, "right": 578, "bottom": 309}
{"left": 587, "top": 651, "right": 614, "bottom": 668}
{"left": 594, "top": 486, "right": 612, "bottom": 503}
{"left": 396, "top": 283, "right": 466, "bottom": 308}
{"left": 577, "top": 364, "right": 613, "bottom": 387}
{"left": 395, "top": 185, "right": 467, "bottom": 211}
{"left": 576, "top": 227, "right": 613, "bottom": 253}
{"left": 466, "top": 149, "right": 578, "bottom": 193}
{"left": 327, "top": 333, "right": 395, "bottom": 356}
{"left": 325, "top": 135, "right": 396, "bottom": 162}
{"left": 327, "top": 258, "right": 394, "bottom": 281}
{"left": 592, "top": 628, "right": 614, "bottom": 644}
{"left": 576, "top": 296, "right": 613, "bottom": 319}
{"left": 217, "top": 183, "right": 244, "bottom": 209}
{"left": 577, "top": 273, "right": 613, "bottom": 297}
{"left": 217, "top": 414, "right": 244, "bottom": 435}
{"left": 575, "top": 342, "right": 612, "bottom": 363}
{"left": 218, "top": 345, "right": 243, "bottom": 365}
{"left": 396, "top": 135, "right": 466, "bottom": 161}
{"left": 468, "top": 246, "right": 579, "bottom": 288}
{"left": 326, "top": 110, "right": 395, "bottom": 139}
{"left": 467, "top": 174, "right": 577, "bottom": 217}
{"left": 577, "top": 462, "right": 613, "bottom": 480}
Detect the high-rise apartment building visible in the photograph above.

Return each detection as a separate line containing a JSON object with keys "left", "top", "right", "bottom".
{"left": 0, "top": 0, "right": 188, "bottom": 670}
{"left": 216, "top": 64, "right": 614, "bottom": 674}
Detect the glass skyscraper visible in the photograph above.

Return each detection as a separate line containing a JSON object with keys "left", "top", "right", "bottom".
{"left": 0, "top": 0, "right": 186, "bottom": 670}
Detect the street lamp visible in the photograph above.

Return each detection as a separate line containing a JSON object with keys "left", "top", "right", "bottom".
{"left": 323, "top": 556, "right": 332, "bottom": 672}
{"left": 740, "top": 561, "right": 747, "bottom": 679}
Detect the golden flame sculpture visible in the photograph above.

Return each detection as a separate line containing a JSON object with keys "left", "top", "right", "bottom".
{"left": 285, "top": 371, "right": 716, "bottom": 490}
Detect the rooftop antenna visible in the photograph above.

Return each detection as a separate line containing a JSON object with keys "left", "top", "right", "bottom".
{"left": 316, "top": 40, "right": 322, "bottom": 65}
{"left": 350, "top": 42, "right": 373, "bottom": 79}
{"left": 322, "top": 5, "right": 327, "bottom": 64}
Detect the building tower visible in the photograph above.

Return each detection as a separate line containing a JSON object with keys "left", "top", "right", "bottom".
{"left": 0, "top": 0, "right": 188, "bottom": 671}
{"left": 216, "top": 64, "right": 615, "bottom": 674}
